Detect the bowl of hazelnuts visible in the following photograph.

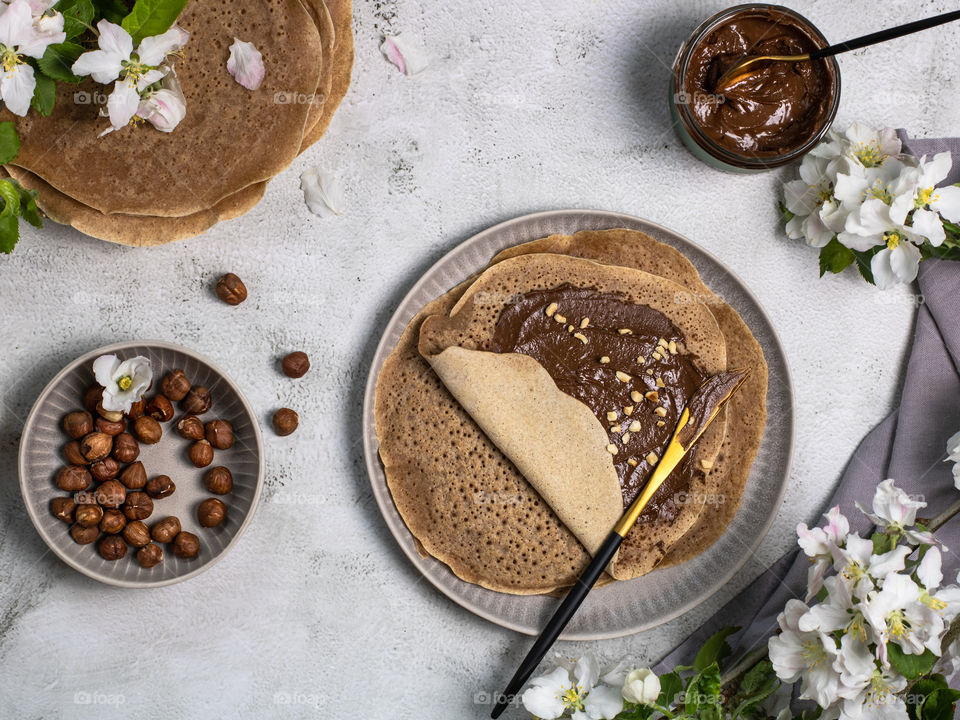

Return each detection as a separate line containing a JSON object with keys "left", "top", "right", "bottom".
{"left": 18, "top": 340, "right": 264, "bottom": 587}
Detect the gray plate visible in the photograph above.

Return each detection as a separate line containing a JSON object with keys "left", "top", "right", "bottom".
{"left": 362, "top": 210, "right": 794, "bottom": 640}
{"left": 19, "top": 340, "right": 264, "bottom": 588}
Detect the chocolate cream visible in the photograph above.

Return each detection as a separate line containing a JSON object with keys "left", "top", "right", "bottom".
{"left": 488, "top": 286, "right": 707, "bottom": 518}
{"left": 683, "top": 8, "right": 835, "bottom": 156}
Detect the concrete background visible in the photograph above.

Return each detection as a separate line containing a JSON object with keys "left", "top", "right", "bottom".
{"left": 0, "top": 0, "right": 957, "bottom": 717}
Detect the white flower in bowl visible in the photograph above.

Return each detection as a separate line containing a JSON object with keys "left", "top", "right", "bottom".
{"left": 93, "top": 354, "right": 152, "bottom": 413}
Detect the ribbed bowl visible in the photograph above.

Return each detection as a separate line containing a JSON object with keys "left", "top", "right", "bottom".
{"left": 362, "top": 210, "right": 795, "bottom": 639}
{"left": 19, "top": 341, "right": 264, "bottom": 587}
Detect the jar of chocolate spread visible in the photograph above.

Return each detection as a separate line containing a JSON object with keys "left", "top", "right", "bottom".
{"left": 670, "top": 4, "right": 841, "bottom": 172}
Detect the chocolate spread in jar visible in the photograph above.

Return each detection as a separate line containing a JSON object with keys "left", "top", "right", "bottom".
{"left": 683, "top": 8, "right": 835, "bottom": 156}
{"left": 488, "top": 285, "right": 707, "bottom": 521}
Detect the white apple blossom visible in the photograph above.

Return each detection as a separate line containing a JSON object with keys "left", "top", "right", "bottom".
{"left": 521, "top": 656, "right": 622, "bottom": 720}
{"left": 72, "top": 20, "right": 189, "bottom": 130}
{"left": 829, "top": 533, "right": 910, "bottom": 600}
{"left": 834, "top": 633, "right": 908, "bottom": 720}
{"left": 889, "top": 152, "right": 960, "bottom": 247}
{"left": 856, "top": 479, "right": 938, "bottom": 547}
{"left": 842, "top": 122, "right": 902, "bottom": 171}
{"left": 783, "top": 153, "right": 849, "bottom": 247}
{"left": 862, "top": 573, "right": 942, "bottom": 661}
{"left": 136, "top": 86, "right": 185, "bottom": 132}
{"left": 620, "top": 668, "right": 660, "bottom": 706}
{"left": 799, "top": 575, "right": 869, "bottom": 643}
{"left": 0, "top": 0, "right": 64, "bottom": 116}
{"left": 797, "top": 506, "right": 849, "bottom": 599}
{"left": 946, "top": 431, "right": 960, "bottom": 491}
{"left": 92, "top": 354, "right": 152, "bottom": 413}
{"left": 226, "top": 38, "right": 264, "bottom": 91}
{"left": 769, "top": 599, "right": 842, "bottom": 708}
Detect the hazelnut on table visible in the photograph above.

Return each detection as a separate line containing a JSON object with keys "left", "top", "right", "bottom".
{"left": 151, "top": 516, "right": 181, "bottom": 543}
{"left": 172, "top": 531, "right": 200, "bottom": 559}
{"left": 133, "top": 416, "right": 162, "bottom": 444}
{"left": 120, "top": 461, "right": 147, "bottom": 490}
{"left": 98, "top": 535, "right": 127, "bottom": 561}
{"left": 215, "top": 273, "right": 247, "bottom": 305}
{"left": 145, "top": 475, "right": 176, "bottom": 499}
{"left": 181, "top": 386, "right": 212, "bottom": 415}
{"left": 177, "top": 415, "right": 205, "bottom": 440}
{"left": 123, "top": 521, "right": 151, "bottom": 547}
{"left": 189, "top": 440, "right": 215, "bottom": 468}
{"left": 204, "top": 466, "right": 233, "bottom": 494}
{"left": 137, "top": 544, "right": 163, "bottom": 568}
{"left": 272, "top": 408, "right": 299, "bottom": 436}
{"left": 205, "top": 420, "right": 234, "bottom": 450}
{"left": 281, "top": 351, "right": 310, "bottom": 378}
{"left": 197, "top": 498, "right": 227, "bottom": 528}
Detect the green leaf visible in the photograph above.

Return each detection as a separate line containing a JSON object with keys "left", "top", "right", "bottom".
{"left": 872, "top": 531, "right": 894, "bottom": 555}
{"left": 55, "top": 0, "right": 95, "bottom": 40}
{"left": 613, "top": 704, "right": 653, "bottom": 720}
{"left": 0, "top": 122, "right": 20, "bottom": 165}
{"left": 887, "top": 642, "right": 937, "bottom": 679}
{"left": 920, "top": 687, "right": 960, "bottom": 720}
{"left": 15, "top": 181, "right": 42, "bottom": 229}
{"left": 818, "top": 237, "right": 855, "bottom": 276}
{"left": 121, "top": 0, "right": 188, "bottom": 45}
{"left": 685, "top": 662, "right": 722, "bottom": 717}
{"left": 694, "top": 626, "right": 739, "bottom": 672}
{"left": 38, "top": 42, "right": 84, "bottom": 83}
{"left": 730, "top": 660, "right": 779, "bottom": 719}
{"left": 908, "top": 675, "right": 949, "bottom": 720}
{"left": 656, "top": 670, "right": 682, "bottom": 709}
{"left": 852, "top": 247, "right": 879, "bottom": 285}
{"left": 91, "top": 0, "right": 128, "bottom": 24}
{"left": 0, "top": 180, "right": 21, "bottom": 254}
{"left": 779, "top": 201, "right": 795, "bottom": 224}
{"left": 30, "top": 69, "right": 56, "bottom": 117}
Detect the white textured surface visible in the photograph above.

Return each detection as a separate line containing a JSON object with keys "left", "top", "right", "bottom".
{"left": 0, "top": 1, "right": 957, "bottom": 717}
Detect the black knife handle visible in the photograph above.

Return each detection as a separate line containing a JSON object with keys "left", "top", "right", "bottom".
{"left": 490, "top": 531, "right": 624, "bottom": 719}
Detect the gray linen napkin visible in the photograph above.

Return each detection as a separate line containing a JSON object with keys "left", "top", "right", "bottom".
{"left": 654, "top": 133, "right": 960, "bottom": 683}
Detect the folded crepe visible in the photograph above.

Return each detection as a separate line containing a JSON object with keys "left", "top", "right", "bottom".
{"left": 4, "top": 0, "right": 324, "bottom": 217}
{"left": 374, "top": 229, "right": 768, "bottom": 595}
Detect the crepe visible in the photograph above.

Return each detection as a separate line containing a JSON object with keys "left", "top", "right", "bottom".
{"left": 491, "top": 230, "right": 768, "bottom": 567}
{"left": 416, "top": 253, "right": 728, "bottom": 580}
{"left": 3, "top": 0, "right": 322, "bottom": 218}
{"left": 375, "top": 229, "right": 767, "bottom": 595}
{"left": 375, "top": 287, "right": 594, "bottom": 595}
{"left": 5, "top": 0, "right": 354, "bottom": 246}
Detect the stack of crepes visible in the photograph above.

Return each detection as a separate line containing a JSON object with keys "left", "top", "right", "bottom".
{"left": 0, "top": 0, "right": 353, "bottom": 246}
{"left": 375, "top": 229, "right": 769, "bottom": 595}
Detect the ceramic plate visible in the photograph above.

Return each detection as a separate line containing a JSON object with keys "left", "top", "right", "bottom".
{"left": 362, "top": 210, "right": 794, "bottom": 639}
{"left": 19, "top": 340, "right": 264, "bottom": 587}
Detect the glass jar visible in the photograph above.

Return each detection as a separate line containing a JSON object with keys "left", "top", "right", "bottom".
{"left": 670, "top": 4, "right": 841, "bottom": 173}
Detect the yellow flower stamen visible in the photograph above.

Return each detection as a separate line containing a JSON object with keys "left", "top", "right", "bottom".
{"left": 800, "top": 640, "right": 827, "bottom": 670}
{"left": 558, "top": 683, "right": 585, "bottom": 712}
{"left": 920, "top": 590, "right": 947, "bottom": 612}
{"left": 117, "top": 376, "right": 133, "bottom": 391}
{"left": 887, "top": 610, "right": 909, "bottom": 640}
{"left": 884, "top": 231, "right": 902, "bottom": 250}
{"left": 854, "top": 141, "right": 885, "bottom": 168}
{"left": 1, "top": 46, "right": 22, "bottom": 73}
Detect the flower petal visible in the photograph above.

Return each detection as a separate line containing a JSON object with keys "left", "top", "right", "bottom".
{"left": 92, "top": 354, "right": 121, "bottom": 390}
{"left": 379, "top": 34, "right": 429, "bottom": 75}
{"left": 226, "top": 37, "right": 265, "bottom": 91}
{"left": 0, "top": 0, "right": 34, "bottom": 50}
{"left": 0, "top": 62, "right": 34, "bottom": 116}
{"left": 889, "top": 242, "right": 921, "bottom": 287}
{"left": 583, "top": 684, "right": 623, "bottom": 720}
{"left": 300, "top": 166, "right": 345, "bottom": 217}
{"left": 72, "top": 49, "right": 124, "bottom": 84}
{"left": 931, "top": 185, "right": 960, "bottom": 222}
{"left": 910, "top": 208, "right": 945, "bottom": 247}
{"left": 137, "top": 87, "right": 186, "bottom": 132}
{"left": 18, "top": 11, "right": 65, "bottom": 58}
{"left": 95, "top": 19, "right": 132, "bottom": 59}
{"left": 136, "top": 25, "right": 189, "bottom": 65}
{"left": 106, "top": 78, "right": 140, "bottom": 129}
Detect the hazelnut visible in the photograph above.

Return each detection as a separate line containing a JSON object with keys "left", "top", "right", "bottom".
{"left": 151, "top": 516, "right": 181, "bottom": 543}
{"left": 63, "top": 440, "right": 89, "bottom": 466}
{"left": 56, "top": 465, "right": 92, "bottom": 492}
{"left": 145, "top": 394, "right": 174, "bottom": 422}
{"left": 181, "top": 386, "right": 212, "bottom": 415}
{"left": 137, "top": 544, "right": 163, "bottom": 568}
{"left": 89, "top": 457, "right": 120, "bottom": 482}
{"left": 197, "top": 498, "right": 227, "bottom": 528}
{"left": 62, "top": 410, "right": 93, "bottom": 439}
{"left": 126, "top": 399, "right": 145, "bottom": 420}
{"left": 99, "top": 508, "right": 126, "bottom": 534}
{"left": 112, "top": 432, "right": 140, "bottom": 463}
{"left": 123, "top": 520, "right": 151, "bottom": 547}
{"left": 70, "top": 524, "right": 99, "bottom": 545}
{"left": 176, "top": 415, "right": 205, "bottom": 440}
{"left": 204, "top": 466, "right": 233, "bottom": 494}
{"left": 205, "top": 419, "right": 234, "bottom": 450}
{"left": 215, "top": 272, "right": 247, "bottom": 305}
{"left": 95, "top": 402, "right": 123, "bottom": 423}
{"left": 272, "top": 408, "right": 299, "bottom": 436}
{"left": 51, "top": 496, "right": 77, "bottom": 523}
{"left": 133, "top": 416, "right": 162, "bottom": 444}
{"left": 123, "top": 491, "right": 154, "bottom": 521}
{"left": 145, "top": 475, "right": 176, "bottom": 499}
{"left": 95, "top": 479, "right": 127, "bottom": 509}
{"left": 281, "top": 351, "right": 310, "bottom": 378}
{"left": 83, "top": 385, "right": 104, "bottom": 414}
{"left": 189, "top": 439, "right": 214, "bottom": 468}
{"left": 172, "top": 531, "right": 200, "bottom": 558}
{"left": 119, "top": 461, "right": 147, "bottom": 490}
{"left": 94, "top": 417, "right": 125, "bottom": 436}
{"left": 160, "top": 370, "right": 192, "bottom": 402}
{"left": 80, "top": 432, "right": 112, "bottom": 462}
{"left": 98, "top": 535, "right": 127, "bottom": 561}
{"left": 75, "top": 503, "right": 103, "bottom": 528}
